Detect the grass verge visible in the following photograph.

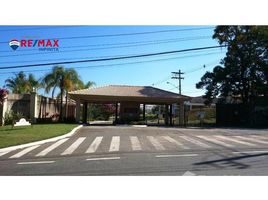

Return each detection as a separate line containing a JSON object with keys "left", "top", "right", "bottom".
{"left": 0, "top": 123, "right": 78, "bottom": 148}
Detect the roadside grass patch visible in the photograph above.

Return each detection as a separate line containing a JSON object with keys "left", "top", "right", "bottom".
{"left": 0, "top": 123, "right": 77, "bottom": 148}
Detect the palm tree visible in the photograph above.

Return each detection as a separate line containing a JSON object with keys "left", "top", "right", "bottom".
{"left": 63, "top": 68, "right": 85, "bottom": 119}
{"left": 82, "top": 81, "right": 96, "bottom": 89}
{"left": 5, "top": 71, "right": 40, "bottom": 93}
{"left": 42, "top": 66, "right": 84, "bottom": 121}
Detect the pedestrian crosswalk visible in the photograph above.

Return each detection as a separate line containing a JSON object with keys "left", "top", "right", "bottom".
{"left": 197, "top": 135, "right": 234, "bottom": 147}
{"left": 180, "top": 135, "right": 212, "bottom": 148}
{"left": 130, "top": 136, "right": 142, "bottom": 151}
{"left": 0, "top": 151, "right": 10, "bottom": 157}
{"left": 162, "top": 136, "right": 189, "bottom": 149}
{"left": 10, "top": 145, "right": 40, "bottom": 159}
{"left": 86, "top": 136, "right": 103, "bottom": 153}
{"left": 1, "top": 134, "right": 268, "bottom": 159}
{"left": 109, "top": 136, "right": 120, "bottom": 152}
{"left": 214, "top": 135, "right": 256, "bottom": 147}
{"left": 234, "top": 136, "right": 268, "bottom": 145}
{"left": 61, "top": 137, "right": 86, "bottom": 155}
{"left": 147, "top": 136, "right": 165, "bottom": 150}
{"left": 36, "top": 138, "right": 69, "bottom": 157}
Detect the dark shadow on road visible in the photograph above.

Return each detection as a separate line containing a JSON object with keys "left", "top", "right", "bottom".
{"left": 193, "top": 152, "right": 268, "bottom": 169}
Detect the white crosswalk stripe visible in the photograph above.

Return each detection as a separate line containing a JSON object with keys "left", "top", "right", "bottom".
{"left": 197, "top": 136, "right": 234, "bottom": 147}
{"left": 180, "top": 136, "right": 211, "bottom": 148}
{"left": 10, "top": 145, "right": 40, "bottom": 159}
{"left": 250, "top": 135, "right": 268, "bottom": 140}
{"left": 162, "top": 136, "right": 189, "bottom": 149}
{"left": 147, "top": 136, "right": 165, "bottom": 150}
{"left": 130, "top": 136, "right": 142, "bottom": 151}
{"left": 36, "top": 138, "right": 69, "bottom": 157}
{"left": 0, "top": 151, "right": 10, "bottom": 157}
{"left": 214, "top": 135, "right": 256, "bottom": 147}
{"left": 86, "top": 136, "right": 103, "bottom": 153}
{"left": 234, "top": 136, "right": 268, "bottom": 145}
{"left": 109, "top": 136, "right": 120, "bottom": 152}
{"left": 61, "top": 137, "right": 86, "bottom": 155}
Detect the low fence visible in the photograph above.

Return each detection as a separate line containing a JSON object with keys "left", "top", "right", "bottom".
{"left": 185, "top": 107, "right": 216, "bottom": 126}
{"left": 0, "top": 92, "right": 76, "bottom": 125}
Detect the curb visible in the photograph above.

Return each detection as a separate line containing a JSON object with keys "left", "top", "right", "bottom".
{"left": 116, "top": 125, "right": 148, "bottom": 128}
{"left": 0, "top": 124, "right": 83, "bottom": 153}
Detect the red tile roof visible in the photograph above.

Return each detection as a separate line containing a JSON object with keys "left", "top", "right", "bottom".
{"left": 69, "top": 85, "right": 189, "bottom": 99}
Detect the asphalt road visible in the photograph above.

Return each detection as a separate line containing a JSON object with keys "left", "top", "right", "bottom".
{"left": 1, "top": 126, "right": 268, "bottom": 175}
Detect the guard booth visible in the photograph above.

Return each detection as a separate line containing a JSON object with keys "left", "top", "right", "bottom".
{"left": 68, "top": 85, "right": 190, "bottom": 126}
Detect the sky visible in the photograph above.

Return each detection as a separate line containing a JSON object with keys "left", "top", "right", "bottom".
{"left": 0, "top": 25, "right": 227, "bottom": 97}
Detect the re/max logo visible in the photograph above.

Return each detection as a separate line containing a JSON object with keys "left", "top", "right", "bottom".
{"left": 20, "top": 39, "right": 59, "bottom": 47}
{"left": 9, "top": 39, "right": 59, "bottom": 51}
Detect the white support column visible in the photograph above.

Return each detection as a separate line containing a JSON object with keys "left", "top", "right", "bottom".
{"left": 30, "top": 92, "right": 38, "bottom": 123}
{"left": 0, "top": 96, "right": 8, "bottom": 126}
{"left": 75, "top": 99, "right": 81, "bottom": 123}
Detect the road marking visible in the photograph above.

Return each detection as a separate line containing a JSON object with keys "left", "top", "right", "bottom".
{"left": 162, "top": 136, "right": 189, "bottom": 149}
{"left": 36, "top": 138, "right": 69, "bottom": 157}
{"left": 147, "top": 136, "right": 165, "bottom": 150}
{"left": 109, "top": 136, "right": 120, "bottom": 152}
{"left": 17, "top": 161, "right": 55, "bottom": 165}
{"left": 130, "top": 136, "right": 142, "bottom": 151}
{"left": 10, "top": 145, "right": 40, "bottom": 158}
{"left": 197, "top": 136, "right": 234, "bottom": 147}
{"left": 180, "top": 136, "right": 211, "bottom": 148}
{"left": 155, "top": 154, "right": 198, "bottom": 158}
{"left": 61, "top": 137, "right": 86, "bottom": 155}
{"left": 215, "top": 135, "right": 256, "bottom": 146}
{"left": 232, "top": 150, "right": 268, "bottom": 154}
{"left": 182, "top": 171, "right": 196, "bottom": 176}
{"left": 86, "top": 136, "right": 103, "bottom": 153}
{"left": 0, "top": 151, "right": 10, "bottom": 157}
{"left": 250, "top": 135, "right": 268, "bottom": 140}
{"left": 86, "top": 157, "right": 120, "bottom": 161}
{"left": 234, "top": 136, "right": 268, "bottom": 145}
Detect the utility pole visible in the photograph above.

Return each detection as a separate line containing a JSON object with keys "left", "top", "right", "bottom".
{"left": 171, "top": 70, "right": 184, "bottom": 95}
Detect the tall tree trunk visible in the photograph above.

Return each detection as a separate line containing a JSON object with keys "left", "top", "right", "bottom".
{"left": 65, "top": 91, "right": 68, "bottom": 120}
{"left": 60, "top": 88, "right": 63, "bottom": 122}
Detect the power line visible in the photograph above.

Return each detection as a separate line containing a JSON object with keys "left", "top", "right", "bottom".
{"left": 151, "top": 76, "right": 171, "bottom": 86}
{"left": 151, "top": 59, "right": 221, "bottom": 87}
{"left": 0, "top": 36, "right": 214, "bottom": 58}
{"left": 0, "top": 35, "right": 211, "bottom": 54}
{"left": 0, "top": 49, "right": 222, "bottom": 64}
{"left": 0, "top": 51, "right": 224, "bottom": 76}
{"left": 0, "top": 45, "right": 225, "bottom": 70}
{"left": 184, "top": 60, "right": 220, "bottom": 74}
{"left": 0, "top": 26, "right": 86, "bottom": 32}
{"left": 0, "top": 26, "right": 214, "bottom": 44}
{"left": 0, "top": 52, "right": 143, "bottom": 65}
{"left": 0, "top": 42, "right": 224, "bottom": 64}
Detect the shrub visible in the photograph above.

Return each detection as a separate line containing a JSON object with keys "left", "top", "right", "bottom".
{"left": 4, "top": 110, "right": 24, "bottom": 125}
{"left": 88, "top": 104, "right": 115, "bottom": 121}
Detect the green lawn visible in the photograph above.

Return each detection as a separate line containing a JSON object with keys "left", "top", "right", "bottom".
{"left": 0, "top": 123, "right": 78, "bottom": 148}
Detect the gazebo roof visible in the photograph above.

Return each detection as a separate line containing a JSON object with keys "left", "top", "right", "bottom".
{"left": 69, "top": 85, "right": 190, "bottom": 104}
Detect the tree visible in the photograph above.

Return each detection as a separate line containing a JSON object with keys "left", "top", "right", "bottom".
{"left": 0, "top": 88, "right": 8, "bottom": 105}
{"left": 196, "top": 26, "right": 268, "bottom": 105}
{"left": 82, "top": 81, "right": 96, "bottom": 89}
{"left": 42, "top": 66, "right": 84, "bottom": 121}
{"left": 5, "top": 71, "right": 40, "bottom": 94}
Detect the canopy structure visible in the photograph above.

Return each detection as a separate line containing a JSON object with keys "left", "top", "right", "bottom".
{"left": 69, "top": 85, "right": 190, "bottom": 125}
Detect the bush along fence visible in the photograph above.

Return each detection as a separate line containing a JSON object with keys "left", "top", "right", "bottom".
{"left": 0, "top": 92, "right": 76, "bottom": 126}
{"left": 216, "top": 102, "right": 268, "bottom": 127}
